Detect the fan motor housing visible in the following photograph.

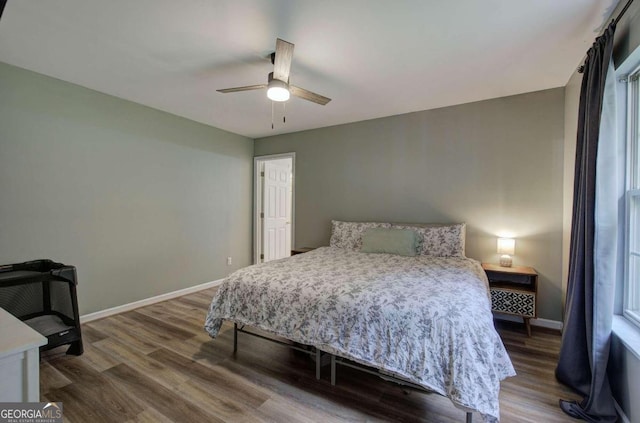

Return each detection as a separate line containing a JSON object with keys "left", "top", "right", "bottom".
{"left": 268, "top": 72, "right": 289, "bottom": 85}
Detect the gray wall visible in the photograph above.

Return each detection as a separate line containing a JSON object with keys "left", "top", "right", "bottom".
{"left": 255, "top": 88, "right": 565, "bottom": 321}
{"left": 0, "top": 62, "right": 254, "bottom": 315}
{"left": 609, "top": 334, "right": 640, "bottom": 423}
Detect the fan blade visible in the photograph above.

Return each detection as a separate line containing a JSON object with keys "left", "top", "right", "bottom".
{"left": 290, "top": 85, "right": 331, "bottom": 105}
{"left": 217, "top": 84, "right": 267, "bottom": 93}
{"left": 273, "top": 38, "right": 294, "bottom": 82}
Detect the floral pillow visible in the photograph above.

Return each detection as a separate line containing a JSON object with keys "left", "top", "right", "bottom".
{"left": 330, "top": 220, "right": 392, "bottom": 251}
{"left": 391, "top": 223, "right": 466, "bottom": 257}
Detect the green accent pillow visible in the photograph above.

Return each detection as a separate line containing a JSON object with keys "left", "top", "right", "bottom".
{"left": 360, "top": 228, "right": 418, "bottom": 257}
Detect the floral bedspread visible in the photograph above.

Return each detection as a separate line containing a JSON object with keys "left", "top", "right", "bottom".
{"left": 205, "top": 247, "right": 515, "bottom": 422}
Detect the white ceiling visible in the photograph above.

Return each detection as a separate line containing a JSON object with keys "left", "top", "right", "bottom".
{"left": 0, "top": 0, "right": 618, "bottom": 139}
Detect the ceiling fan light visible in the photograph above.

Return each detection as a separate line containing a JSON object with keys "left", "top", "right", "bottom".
{"left": 267, "top": 79, "right": 290, "bottom": 102}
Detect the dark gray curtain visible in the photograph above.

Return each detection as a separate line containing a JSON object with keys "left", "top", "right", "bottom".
{"left": 0, "top": 0, "right": 7, "bottom": 22}
{"left": 556, "top": 21, "right": 617, "bottom": 423}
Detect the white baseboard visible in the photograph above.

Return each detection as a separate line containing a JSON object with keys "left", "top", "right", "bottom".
{"left": 494, "top": 314, "right": 563, "bottom": 331}
{"left": 80, "top": 279, "right": 224, "bottom": 323}
{"left": 614, "top": 399, "right": 631, "bottom": 423}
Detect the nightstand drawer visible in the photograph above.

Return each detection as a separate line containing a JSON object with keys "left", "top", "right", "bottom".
{"left": 485, "top": 271, "right": 533, "bottom": 286}
{"left": 490, "top": 288, "right": 535, "bottom": 317}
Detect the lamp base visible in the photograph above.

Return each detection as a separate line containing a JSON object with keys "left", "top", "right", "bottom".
{"left": 499, "top": 255, "right": 512, "bottom": 267}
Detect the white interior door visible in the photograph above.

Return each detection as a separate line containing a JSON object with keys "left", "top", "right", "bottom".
{"left": 262, "top": 160, "right": 292, "bottom": 262}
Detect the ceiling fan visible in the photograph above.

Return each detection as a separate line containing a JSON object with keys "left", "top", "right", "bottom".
{"left": 217, "top": 38, "right": 331, "bottom": 106}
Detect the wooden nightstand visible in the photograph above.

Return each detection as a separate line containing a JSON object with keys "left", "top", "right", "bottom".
{"left": 291, "top": 247, "right": 316, "bottom": 255}
{"left": 482, "top": 263, "right": 538, "bottom": 336}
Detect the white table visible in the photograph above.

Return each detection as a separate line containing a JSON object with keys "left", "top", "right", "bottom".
{"left": 0, "top": 307, "right": 47, "bottom": 402}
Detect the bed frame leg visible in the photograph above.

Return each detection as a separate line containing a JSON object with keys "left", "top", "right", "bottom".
{"left": 233, "top": 323, "right": 238, "bottom": 353}
{"left": 466, "top": 412, "right": 472, "bottom": 423}
{"left": 330, "top": 354, "right": 336, "bottom": 386}
{"left": 315, "top": 349, "right": 321, "bottom": 380}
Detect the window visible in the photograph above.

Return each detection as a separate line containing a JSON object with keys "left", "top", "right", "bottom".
{"left": 625, "top": 67, "right": 640, "bottom": 327}
{"left": 627, "top": 190, "right": 640, "bottom": 324}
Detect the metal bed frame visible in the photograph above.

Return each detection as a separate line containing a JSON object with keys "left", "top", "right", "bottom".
{"left": 233, "top": 323, "right": 323, "bottom": 379}
{"left": 232, "top": 323, "right": 473, "bottom": 423}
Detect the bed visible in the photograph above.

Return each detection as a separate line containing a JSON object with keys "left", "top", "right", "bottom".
{"left": 205, "top": 221, "right": 515, "bottom": 422}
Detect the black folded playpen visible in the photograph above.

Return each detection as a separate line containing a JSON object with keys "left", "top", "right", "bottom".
{"left": 0, "top": 259, "right": 83, "bottom": 355}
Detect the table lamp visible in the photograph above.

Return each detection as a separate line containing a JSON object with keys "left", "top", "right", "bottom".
{"left": 497, "top": 238, "right": 515, "bottom": 267}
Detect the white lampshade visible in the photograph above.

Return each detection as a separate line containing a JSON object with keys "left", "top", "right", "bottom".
{"left": 497, "top": 238, "right": 515, "bottom": 255}
{"left": 267, "top": 79, "right": 290, "bottom": 102}
{"left": 497, "top": 238, "right": 515, "bottom": 267}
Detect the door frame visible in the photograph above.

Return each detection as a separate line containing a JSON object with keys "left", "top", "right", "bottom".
{"left": 253, "top": 152, "right": 296, "bottom": 264}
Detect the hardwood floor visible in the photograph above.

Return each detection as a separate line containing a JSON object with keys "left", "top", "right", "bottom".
{"left": 40, "top": 287, "right": 580, "bottom": 422}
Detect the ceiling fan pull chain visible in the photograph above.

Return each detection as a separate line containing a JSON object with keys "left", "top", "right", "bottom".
{"left": 283, "top": 102, "right": 286, "bottom": 123}
{"left": 271, "top": 101, "right": 274, "bottom": 129}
